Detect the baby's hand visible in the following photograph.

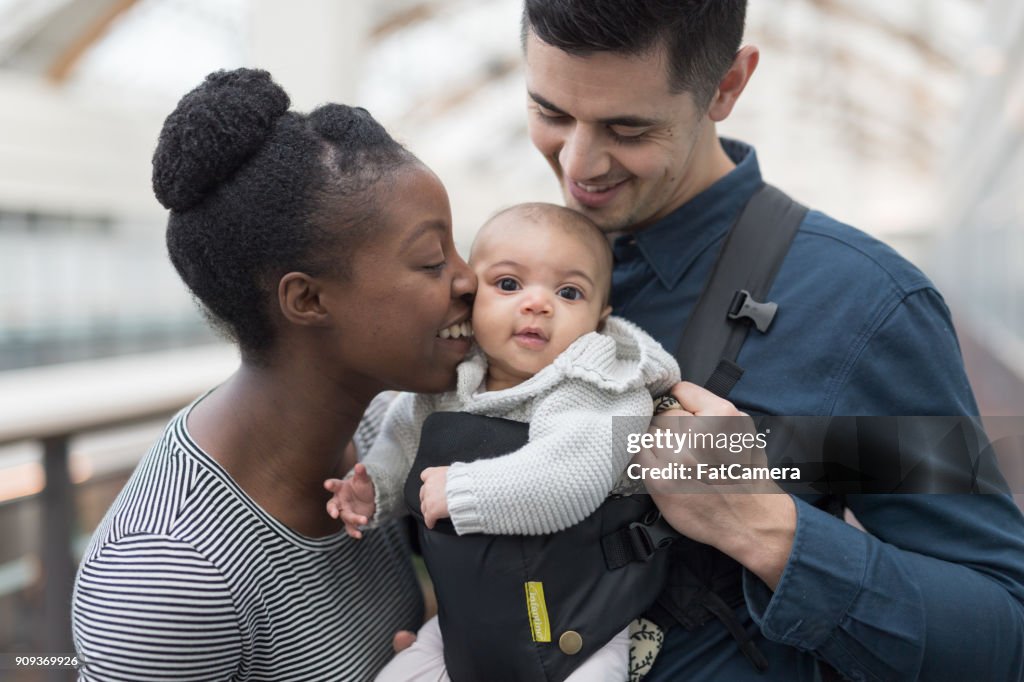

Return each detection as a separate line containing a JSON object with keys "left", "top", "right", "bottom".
{"left": 419, "top": 466, "right": 450, "bottom": 529}
{"left": 324, "top": 463, "right": 377, "bottom": 539}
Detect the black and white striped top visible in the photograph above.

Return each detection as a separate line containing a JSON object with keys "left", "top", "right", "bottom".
{"left": 72, "top": 399, "right": 423, "bottom": 681}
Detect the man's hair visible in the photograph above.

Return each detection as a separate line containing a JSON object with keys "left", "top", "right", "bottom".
{"left": 152, "top": 68, "right": 416, "bottom": 365}
{"left": 522, "top": 0, "right": 747, "bottom": 107}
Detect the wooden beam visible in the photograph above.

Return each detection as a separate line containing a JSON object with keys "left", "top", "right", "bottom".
{"left": 805, "top": 0, "right": 955, "bottom": 70}
{"left": 46, "top": 0, "right": 137, "bottom": 84}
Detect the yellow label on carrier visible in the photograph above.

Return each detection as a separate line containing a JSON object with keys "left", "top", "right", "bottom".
{"left": 524, "top": 581, "right": 552, "bottom": 642}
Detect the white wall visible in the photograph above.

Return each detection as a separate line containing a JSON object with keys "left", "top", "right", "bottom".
{"left": 0, "top": 71, "right": 165, "bottom": 220}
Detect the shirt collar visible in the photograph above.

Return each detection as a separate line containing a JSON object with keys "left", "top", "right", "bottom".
{"left": 619, "top": 138, "right": 763, "bottom": 290}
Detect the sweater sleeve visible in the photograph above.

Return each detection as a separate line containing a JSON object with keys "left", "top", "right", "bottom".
{"left": 73, "top": 534, "right": 241, "bottom": 681}
{"left": 445, "top": 382, "right": 653, "bottom": 535}
{"left": 359, "top": 392, "right": 427, "bottom": 525}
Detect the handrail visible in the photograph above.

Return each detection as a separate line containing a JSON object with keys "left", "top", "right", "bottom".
{"left": 0, "top": 343, "right": 237, "bottom": 446}
{"left": 0, "top": 343, "right": 237, "bottom": 667}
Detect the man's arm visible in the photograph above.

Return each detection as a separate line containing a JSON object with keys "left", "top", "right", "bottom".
{"left": 73, "top": 535, "right": 242, "bottom": 680}
{"left": 655, "top": 289, "right": 1024, "bottom": 680}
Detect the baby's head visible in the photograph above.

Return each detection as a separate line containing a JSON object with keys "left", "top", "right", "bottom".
{"left": 469, "top": 202, "right": 613, "bottom": 390}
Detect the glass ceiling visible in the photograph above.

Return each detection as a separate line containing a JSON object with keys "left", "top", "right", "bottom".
{"left": 0, "top": 0, "right": 996, "bottom": 247}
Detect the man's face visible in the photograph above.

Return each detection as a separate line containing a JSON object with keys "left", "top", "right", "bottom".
{"left": 524, "top": 31, "right": 710, "bottom": 233}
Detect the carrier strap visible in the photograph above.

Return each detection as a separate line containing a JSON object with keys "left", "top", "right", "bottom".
{"left": 602, "top": 512, "right": 678, "bottom": 569}
{"left": 651, "top": 184, "right": 807, "bottom": 673}
{"left": 675, "top": 184, "right": 807, "bottom": 398}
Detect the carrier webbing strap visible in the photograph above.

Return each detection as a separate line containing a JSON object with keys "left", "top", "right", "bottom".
{"left": 602, "top": 512, "right": 678, "bottom": 569}
{"left": 654, "top": 184, "right": 806, "bottom": 673}
{"left": 675, "top": 183, "right": 807, "bottom": 398}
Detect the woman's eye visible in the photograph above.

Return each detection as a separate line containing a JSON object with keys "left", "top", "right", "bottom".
{"left": 557, "top": 286, "right": 583, "bottom": 301}
{"left": 497, "top": 278, "right": 520, "bottom": 291}
{"left": 423, "top": 261, "right": 446, "bottom": 272}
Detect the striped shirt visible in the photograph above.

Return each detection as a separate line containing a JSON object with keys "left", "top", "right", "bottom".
{"left": 72, "top": 399, "right": 423, "bottom": 681}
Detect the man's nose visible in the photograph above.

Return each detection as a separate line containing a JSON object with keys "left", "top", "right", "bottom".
{"left": 559, "top": 123, "right": 611, "bottom": 181}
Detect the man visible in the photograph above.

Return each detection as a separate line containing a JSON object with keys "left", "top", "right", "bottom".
{"left": 521, "top": 1, "right": 1024, "bottom": 680}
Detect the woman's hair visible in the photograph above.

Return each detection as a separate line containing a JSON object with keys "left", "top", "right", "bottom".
{"left": 152, "top": 68, "right": 416, "bottom": 364}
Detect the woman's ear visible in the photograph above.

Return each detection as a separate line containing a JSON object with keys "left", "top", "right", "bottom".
{"left": 278, "top": 272, "right": 331, "bottom": 326}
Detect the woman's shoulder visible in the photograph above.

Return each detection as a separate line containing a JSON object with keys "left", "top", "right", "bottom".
{"left": 80, "top": 408, "right": 238, "bottom": 563}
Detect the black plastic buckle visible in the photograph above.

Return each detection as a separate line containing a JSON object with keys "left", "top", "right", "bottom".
{"left": 628, "top": 511, "right": 676, "bottom": 561}
{"left": 727, "top": 289, "right": 777, "bottom": 333}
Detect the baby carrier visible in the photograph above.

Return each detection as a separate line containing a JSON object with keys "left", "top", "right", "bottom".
{"left": 404, "top": 412, "right": 673, "bottom": 681}
{"left": 403, "top": 184, "right": 817, "bottom": 679}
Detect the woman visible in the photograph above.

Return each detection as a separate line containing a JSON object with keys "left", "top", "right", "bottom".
{"left": 71, "top": 68, "right": 475, "bottom": 680}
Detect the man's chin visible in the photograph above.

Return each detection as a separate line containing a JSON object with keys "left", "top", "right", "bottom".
{"left": 563, "top": 200, "right": 632, "bottom": 234}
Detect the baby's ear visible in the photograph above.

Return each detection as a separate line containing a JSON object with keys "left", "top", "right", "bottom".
{"left": 597, "top": 305, "right": 613, "bottom": 331}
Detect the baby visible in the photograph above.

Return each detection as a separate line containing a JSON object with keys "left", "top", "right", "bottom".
{"left": 326, "top": 202, "right": 680, "bottom": 681}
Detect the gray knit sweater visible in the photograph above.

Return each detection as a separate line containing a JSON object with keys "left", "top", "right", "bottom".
{"left": 362, "top": 316, "right": 680, "bottom": 536}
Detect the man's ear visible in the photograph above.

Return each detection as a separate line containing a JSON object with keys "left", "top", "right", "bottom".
{"left": 278, "top": 272, "right": 331, "bottom": 327}
{"left": 707, "top": 45, "right": 759, "bottom": 123}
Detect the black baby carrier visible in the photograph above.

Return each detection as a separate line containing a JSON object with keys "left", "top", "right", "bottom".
{"left": 403, "top": 184, "right": 813, "bottom": 680}
{"left": 404, "top": 412, "right": 672, "bottom": 681}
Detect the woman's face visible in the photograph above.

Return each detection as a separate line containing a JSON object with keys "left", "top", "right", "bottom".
{"left": 323, "top": 165, "right": 476, "bottom": 394}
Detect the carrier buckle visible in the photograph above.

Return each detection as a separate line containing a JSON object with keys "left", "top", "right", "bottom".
{"left": 727, "top": 290, "right": 777, "bottom": 333}
{"left": 628, "top": 512, "right": 676, "bottom": 561}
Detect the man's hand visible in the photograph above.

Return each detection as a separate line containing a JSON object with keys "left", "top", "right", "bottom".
{"left": 324, "top": 463, "right": 377, "bottom": 539}
{"left": 420, "top": 466, "right": 450, "bottom": 529}
{"left": 638, "top": 382, "right": 797, "bottom": 589}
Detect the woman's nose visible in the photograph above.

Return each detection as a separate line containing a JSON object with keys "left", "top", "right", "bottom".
{"left": 450, "top": 253, "right": 477, "bottom": 302}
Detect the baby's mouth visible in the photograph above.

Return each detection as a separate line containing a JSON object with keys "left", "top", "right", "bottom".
{"left": 438, "top": 320, "right": 473, "bottom": 339}
{"left": 514, "top": 327, "right": 548, "bottom": 342}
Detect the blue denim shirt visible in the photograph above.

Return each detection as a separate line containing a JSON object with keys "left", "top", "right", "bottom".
{"left": 623, "top": 140, "right": 1024, "bottom": 681}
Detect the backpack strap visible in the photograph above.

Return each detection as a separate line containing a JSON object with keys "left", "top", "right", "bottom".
{"left": 675, "top": 184, "right": 807, "bottom": 398}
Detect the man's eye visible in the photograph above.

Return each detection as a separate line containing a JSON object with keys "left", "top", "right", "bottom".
{"left": 497, "top": 278, "right": 520, "bottom": 291}
{"left": 557, "top": 287, "right": 582, "bottom": 301}
{"left": 609, "top": 127, "right": 647, "bottom": 144}
{"left": 536, "top": 107, "right": 567, "bottom": 122}
{"left": 423, "top": 261, "right": 446, "bottom": 272}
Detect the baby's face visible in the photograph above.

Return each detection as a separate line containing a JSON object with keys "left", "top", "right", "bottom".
{"left": 470, "top": 214, "right": 611, "bottom": 389}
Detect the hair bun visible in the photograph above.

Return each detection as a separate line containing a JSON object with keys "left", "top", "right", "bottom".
{"left": 152, "top": 68, "right": 290, "bottom": 211}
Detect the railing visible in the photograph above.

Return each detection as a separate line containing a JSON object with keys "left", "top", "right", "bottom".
{"left": 0, "top": 344, "right": 237, "bottom": 677}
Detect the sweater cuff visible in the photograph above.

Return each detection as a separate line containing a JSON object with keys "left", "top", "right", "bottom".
{"left": 447, "top": 464, "right": 484, "bottom": 535}
{"left": 360, "top": 461, "right": 399, "bottom": 529}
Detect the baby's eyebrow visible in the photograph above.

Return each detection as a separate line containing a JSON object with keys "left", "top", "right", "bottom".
{"left": 483, "top": 260, "right": 596, "bottom": 288}
{"left": 487, "top": 259, "right": 522, "bottom": 270}
{"left": 560, "top": 269, "right": 596, "bottom": 288}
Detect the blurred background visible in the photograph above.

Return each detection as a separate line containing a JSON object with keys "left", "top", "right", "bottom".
{"left": 0, "top": 0, "right": 1021, "bottom": 678}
